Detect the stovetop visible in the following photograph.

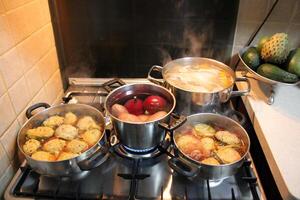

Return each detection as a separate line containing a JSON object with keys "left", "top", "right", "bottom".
{"left": 5, "top": 78, "right": 266, "bottom": 200}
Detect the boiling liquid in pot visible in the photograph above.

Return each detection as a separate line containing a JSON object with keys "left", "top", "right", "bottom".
{"left": 165, "top": 63, "right": 234, "bottom": 93}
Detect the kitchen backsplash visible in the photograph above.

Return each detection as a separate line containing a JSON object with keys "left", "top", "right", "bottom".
{"left": 0, "top": 0, "right": 63, "bottom": 196}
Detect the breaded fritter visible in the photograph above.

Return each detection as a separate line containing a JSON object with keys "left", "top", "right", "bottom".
{"left": 43, "top": 115, "right": 64, "bottom": 128}
{"left": 81, "top": 129, "right": 101, "bottom": 146}
{"left": 216, "top": 147, "right": 241, "bottom": 164}
{"left": 201, "top": 157, "right": 220, "bottom": 165}
{"left": 64, "top": 112, "right": 78, "bottom": 125}
{"left": 43, "top": 138, "right": 66, "bottom": 154}
{"left": 215, "top": 131, "right": 240, "bottom": 145}
{"left": 193, "top": 123, "right": 216, "bottom": 137}
{"left": 66, "top": 139, "right": 88, "bottom": 154}
{"left": 23, "top": 139, "right": 41, "bottom": 155}
{"left": 77, "top": 116, "right": 101, "bottom": 131}
{"left": 57, "top": 152, "right": 78, "bottom": 161}
{"left": 31, "top": 151, "right": 55, "bottom": 161}
{"left": 26, "top": 126, "right": 54, "bottom": 139}
{"left": 55, "top": 124, "right": 78, "bottom": 140}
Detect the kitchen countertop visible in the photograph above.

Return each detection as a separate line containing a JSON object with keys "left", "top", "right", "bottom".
{"left": 236, "top": 71, "right": 300, "bottom": 200}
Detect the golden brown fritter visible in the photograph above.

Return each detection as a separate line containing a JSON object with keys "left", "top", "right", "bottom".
{"left": 57, "top": 152, "right": 78, "bottom": 161}
{"left": 176, "top": 134, "right": 203, "bottom": 155}
{"left": 64, "top": 112, "right": 78, "bottom": 125}
{"left": 200, "top": 137, "right": 215, "bottom": 152}
{"left": 31, "top": 151, "right": 56, "bottom": 161}
{"left": 55, "top": 124, "right": 78, "bottom": 140}
{"left": 215, "top": 131, "right": 240, "bottom": 145}
{"left": 23, "top": 139, "right": 41, "bottom": 155}
{"left": 201, "top": 157, "right": 220, "bottom": 165}
{"left": 43, "top": 139, "right": 66, "bottom": 154}
{"left": 66, "top": 139, "right": 88, "bottom": 154}
{"left": 43, "top": 116, "right": 64, "bottom": 128}
{"left": 77, "top": 116, "right": 101, "bottom": 131}
{"left": 26, "top": 126, "right": 54, "bottom": 139}
{"left": 193, "top": 123, "right": 216, "bottom": 137}
{"left": 216, "top": 147, "right": 241, "bottom": 164}
{"left": 81, "top": 129, "right": 101, "bottom": 146}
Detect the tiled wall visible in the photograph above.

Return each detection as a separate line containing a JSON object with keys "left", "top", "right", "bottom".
{"left": 0, "top": 0, "right": 63, "bottom": 196}
{"left": 231, "top": 0, "right": 300, "bottom": 66}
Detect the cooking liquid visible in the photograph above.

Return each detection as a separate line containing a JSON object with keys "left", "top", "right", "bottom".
{"left": 165, "top": 63, "right": 234, "bottom": 93}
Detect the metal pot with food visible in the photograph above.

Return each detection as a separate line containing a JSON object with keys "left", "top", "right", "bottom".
{"left": 168, "top": 113, "right": 250, "bottom": 180}
{"left": 104, "top": 83, "right": 186, "bottom": 151}
{"left": 17, "top": 103, "right": 110, "bottom": 177}
{"left": 148, "top": 57, "right": 251, "bottom": 115}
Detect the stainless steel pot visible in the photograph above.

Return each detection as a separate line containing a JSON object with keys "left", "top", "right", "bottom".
{"left": 169, "top": 113, "right": 250, "bottom": 180}
{"left": 104, "top": 83, "right": 186, "bottom": 150}
{"left": 17, "top": 103, "right": 110, "bottom": 177}
{"left": 148, "top": 57, "right": 251, "bottom": 115}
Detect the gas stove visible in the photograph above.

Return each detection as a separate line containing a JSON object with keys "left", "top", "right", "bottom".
{"left": 5, "top": 78, "right": 266, "bottom": 200}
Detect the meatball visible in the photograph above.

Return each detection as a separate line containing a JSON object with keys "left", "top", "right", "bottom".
{"left": 77, "top": 116, "right": 101, "bottom": 131}
{"left": 216, "top": 147, "right": 241, "bottom": 164}
{"left": 66, "top": 139, "right": 88, "bottom": 154}
{"left": 43, "top": 139, "right": 66, "bottom": 154}
{"left": 55, "top": 124, "right": 78, "bottom": 140}
{"left": 64, "top": 112, "right": 78, "bottom": 125}
{"left": 81, "top": 129, "right": 101, "bottom": 146}
{"left": 26, "top": 126, "right": 54, "bottom": 139}
{"left": 23, "top": 139, "right": 41, "bottom": 155}
{"left": 193, "top": 123, "right": 216, "bottom": 137}
{"left": 31, "top": 151, "right": 55, "bottom": 161}
{"left": 57, "top": 152, "right": 78, "bottom": 161}
{"left": 201, "top": 157, "right": 220, "bottom": 165}
{"left": 215, "top": 131, "right": 240, "bottom": 145}
{"left": 43, "top": 115, "right": 64, "bottom": 128}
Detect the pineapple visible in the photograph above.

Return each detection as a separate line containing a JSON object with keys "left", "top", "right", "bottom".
{"left": 261, "top": 33, "right": 289, "bottom": 64}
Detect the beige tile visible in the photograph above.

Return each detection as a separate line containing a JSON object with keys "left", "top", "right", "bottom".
{"left": 40, "top": 0, "right": 51, "bottom": 24}
{"left": 0, "top": 48, "right": 24, "bottom": 88}
{"left": 0, "top": 15, "right": 15, "bottom": 56}
{"left": 0, "top": 143, "right": 10, "bottom": 177}
{"left": 17, "top": 102, "right": 30, "bottom": 126}
{"left": 25, "top": 65, "right": 43, "bottom": 98}
{"left": 6, "top": 1, "right": 44, "bottom": 43}
{"left": 268, "top": 0, "right": 297, "bottom": 23}
{"left": 0, "top": 73, "right": 6, "bottom": 97}
{"left": 0, "top": 94, "right": 16, "bottom": 135}
{"left": 238, "top": 0, "right": 270, "bottom": 22}
{"left": 291, "top": 1, "right": 300, "bottom": 23}
{"left": 0, "top": 165, "right": 14, "bottom": 197}
{"left": 52, "top": 89, "right": 63, "bottom": 105}
{"left": 0, "top": 1, "right": 5, "bottom": 14}
{"left": 31, "top": 86, "right": 49, "bottom": 104}
{"left": 8, "top": 76, "right": 30, "bottom": 115}
{"left": 234, "top": 21, "right": 260, "bottom": 47}
{"left": 0, "top": 120, "right": 20, "bottom": 160}
{"left": 2, "top": 0, "right": 31, "bottom": 11}
{"left": 44, "top": 70, "right": 63, "bottom": 103}
{"left": 287, "top": 24, "right": 300, "bottom": 48}
{"left": 38, "top": 48, "right": 59, "bottom": 83}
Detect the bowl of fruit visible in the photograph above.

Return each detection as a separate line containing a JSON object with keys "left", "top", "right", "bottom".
{"left": 239, "top": 33, "right": 300, "bottom": 86}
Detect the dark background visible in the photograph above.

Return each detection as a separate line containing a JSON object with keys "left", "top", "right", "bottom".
{"left": 49, "top": 0, "right": 239, "bottom": 79}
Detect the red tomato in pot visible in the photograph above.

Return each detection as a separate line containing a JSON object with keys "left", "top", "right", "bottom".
{"left": 143, "top": 95, "right": 167, "bottom": 114}
{"left": 124, "top": 97, "right": 144, "bottom": 115}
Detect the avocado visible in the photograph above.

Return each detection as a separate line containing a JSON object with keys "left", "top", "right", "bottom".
{"left": 242, "top": 47, "right": 261, "bottom": 70}
{"left": 257, "top": 63, "right": 299, "bottom": 83}
{"left": 287, "top": 48, "right": 300, "bottom": 77}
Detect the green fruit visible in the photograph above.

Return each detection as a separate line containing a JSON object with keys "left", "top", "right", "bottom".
{"left": 261, "top": 33, "right": 289, "bottom": 64}
{"left": 257, "top": 63, "right": 298, "bottom": 83}
{"left": 257, "top": 36, "right": 269, "bottom": 53}
{"left": 287, "top": 48, "right": 300, "bottom": 77}
{"left": 242, "top": 47, "right": 261, "bottom": 70}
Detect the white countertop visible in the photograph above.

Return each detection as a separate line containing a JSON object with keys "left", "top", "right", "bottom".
{"left": 236, "top": 71, "right": 300, "bottom": 200}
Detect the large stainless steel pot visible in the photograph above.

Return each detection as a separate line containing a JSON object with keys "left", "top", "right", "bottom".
{"left": 17, "top": 103, "right": 109, "bottom": 177}
{"left": 148, "top": 57, "right": 251, "bottom": 115}
{"left": 169, "top": 113, "right": 250, "bottom": 180}
{"left": 104, "top": 83, "right": 185, "bottom": 151}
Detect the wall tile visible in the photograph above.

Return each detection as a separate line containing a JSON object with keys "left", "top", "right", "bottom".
{"left": 25, "top": 65, "right": 43, "bottom": 98}
{"left": 234, "top": 21, "right": 260, "bottom": 46}
{"left": 287, "top": 24, "right": 300, "bottom": 49}
{"left": 0, "top": 48, "right": 24, "bottom": 88}
{"left": 0, "top": 120, "right": 20, "bottom": 160}
{"left": 268, "top": 0, "right": 297, "bottom": 23}
{"left": 291, "top": 1, "right": 300, "bottom": 24}
{"left": 238, "top": 0, "right": 270, "bottom": 22}
{"left": 16, "top": 103, "right": 30, "bottom": 126}
{"left": 2, "top": 0, "right": 31, "bottom": 11}
{"left": 0, "top": 143, "right": 10, "bottom": 177}
{"left": 0, "top": 94, "right": 16, "bottom": 135}
{"left": 0, "top": 165, "right": 14, "bottom": 197}
{"left": 25, "top": 0, "right": 46, "bottom": 32}
{"left": 0, "top": 15, "right": 15, "bottom": 55}
{"left": 0, "top": 1, "right": 5, "bottom": 14}
{"left": 31, "top": 86, "right": 49, "bottom": 104}
{"left": 38, "top": 48, "right": 59, "bottom": 84}
{"left": 0, "top": 73, "right": 6, "bottom": 97}
{"left": 40, "top": 0, "right": 51, "bottom": 24}
{"left": 8, "top": 76, "right": 30, "bottom": 115}
{"left": 44, "top": 70, "right": 63, "bottom": 103}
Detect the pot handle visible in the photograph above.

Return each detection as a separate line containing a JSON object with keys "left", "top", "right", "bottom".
{"left": 77, "top": 145, "right": 110, "bottom": 171}
{"left": 147, "top": 65, "right": 165, "bottom": 85}
{"left": 230, "top": 77, "right": 251, "bottom": 98}
{"left": 168, "top": 157, "right": 199, "bottom": 177}
{"left": 103, "top": 78, "right": 126, "bottom": 92}
{"left": 26, "top": 103, "right": 51, "bottom": 119}
{"left": 159, "top": 113, "right": 187, "bottom": 132}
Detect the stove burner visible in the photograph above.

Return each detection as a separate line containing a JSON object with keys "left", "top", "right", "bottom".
{"left": 122, "top": 145, "right": 156, "bottom": 153}
{"left": 113, "top": 143, "right": 163, "bottom": 159}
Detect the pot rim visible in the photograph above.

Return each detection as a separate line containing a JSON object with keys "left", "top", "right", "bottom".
{"left": 104, "top": 83, "right": 176, "bottom": 124}
{"left": 17, "top": 103, "right": 106, "bottom": 164}
{"left": 162, "top": 57, "right": 237, "bottom": 93}
{"left": 173, "top": 113, "right": 250, "bottom": 167}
